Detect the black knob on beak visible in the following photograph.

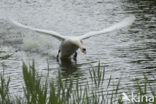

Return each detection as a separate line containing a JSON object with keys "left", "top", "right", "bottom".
{"left": 82, "top": 48, "right": 86, "bottom": 54}
{"left": 82, "top": 48, "right": 86, "bottom": 51}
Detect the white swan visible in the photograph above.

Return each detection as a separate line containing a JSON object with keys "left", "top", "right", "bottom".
{"left": 9, "top": 16, "right": 136, "bottom": 60}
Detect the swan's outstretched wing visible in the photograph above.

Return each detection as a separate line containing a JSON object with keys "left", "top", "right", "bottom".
{"left": 79, "top": 15, "right": 136, "bottom": 40}
{"left": 9, "top": 18, "right": 66, "bottom": 41}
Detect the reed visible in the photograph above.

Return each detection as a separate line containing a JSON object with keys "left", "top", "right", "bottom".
{"left": 0, "top": 68, "right": 11, "bottom": 104}
{"left": 0, "top": 61, "right": 155, "bottom": 104}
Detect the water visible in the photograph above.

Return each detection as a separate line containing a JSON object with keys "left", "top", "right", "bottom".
{"left": 0, "top": 0, "right": 156, "bottom": 97}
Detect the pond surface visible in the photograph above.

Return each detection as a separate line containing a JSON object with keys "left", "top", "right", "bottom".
{"left": 0, "top": 0, "right": 156, "bottom": 98}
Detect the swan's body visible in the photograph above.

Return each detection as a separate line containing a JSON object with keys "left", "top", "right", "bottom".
{"left": 59, "top": 39, "right": 79, "bottom": 58}
{"left": 9, "top": 16, "right": 136, "bottom": 60}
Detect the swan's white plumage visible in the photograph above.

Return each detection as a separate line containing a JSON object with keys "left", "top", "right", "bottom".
{"left": 9, "top": 18, "right": 65, "bottom": 41}
{"left": 78, "top": 15, "right": 136, "bottom": 40}
{"left": 9, "top": 15, "right": 136, "bottom": 59}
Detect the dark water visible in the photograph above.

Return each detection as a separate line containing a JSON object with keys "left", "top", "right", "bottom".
{"left": 0, "top": 0, "right": 156, "bottom": 98}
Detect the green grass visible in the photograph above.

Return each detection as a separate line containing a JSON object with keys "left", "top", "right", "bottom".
{"left": 0, "top": 61, "right": 155, "bottom": 104}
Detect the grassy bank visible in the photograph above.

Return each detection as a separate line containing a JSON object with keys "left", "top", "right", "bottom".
{"left": 0, "top": 61, "right": 155, "bottom": 104}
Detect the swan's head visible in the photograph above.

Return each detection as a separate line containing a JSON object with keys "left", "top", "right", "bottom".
{"left": 81, "top": 48, "right": 86, "bottom": 54}
{"left": 70, "top": 39, "right": 86, "bottom": 54}
{"left": 75, "top": 40, "right": 86, "bottom": 54}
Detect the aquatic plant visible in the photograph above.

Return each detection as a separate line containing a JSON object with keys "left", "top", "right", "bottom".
{"left": 0, "top": 51, "right": 12, "bottom": 60}
{"left": 0, "top": 61, "right": 155, "bottom": 104}
{"left": 0, "top": 68, "right": 11, "bottom": 104}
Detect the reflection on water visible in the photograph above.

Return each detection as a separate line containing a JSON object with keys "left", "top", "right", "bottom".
{"left": 59, "top": 58, "right": 79, "bottom": 78}
{"left": 0, "top": 0, "right": 156, "bottom": 97}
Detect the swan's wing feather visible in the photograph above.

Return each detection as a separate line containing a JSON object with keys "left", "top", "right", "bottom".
{"left": 9, "top": 18, "right": 65, "bottom": 41}
{"left": 79, "top": 15, "right": 136, "bottom": 40}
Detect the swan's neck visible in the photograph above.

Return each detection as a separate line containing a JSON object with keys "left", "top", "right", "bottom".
{"left": 69, "top": 39, "right": 84, "bottom": 50}
{"left": 74, "top": 40, "right": 84, "bottom": 50}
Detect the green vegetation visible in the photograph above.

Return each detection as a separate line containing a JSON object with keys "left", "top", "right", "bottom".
{"left": 0, "top": 51, "right": 12, "bottom": 60}
{"left": 0, "top": 61, "right": 155, "bottom": 104}
{"left": 0, "top": 70, "right": 11, "bottom": 104}
{"left": 0, "top": 51, "right": 6, "bottom": 54}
